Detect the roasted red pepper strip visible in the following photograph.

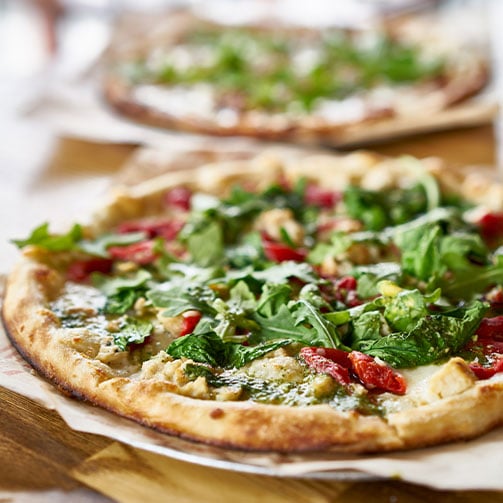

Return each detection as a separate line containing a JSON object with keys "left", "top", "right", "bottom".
{"left": 348, "top": 351, "right": 407, "bottom": 395}
{"left": 262, "top": 238, "right": 307, "bottom": 263}
{"left": 67, "top": 258, "right": 113, "bottom": 283}
{"left": 108, "top": 240, "right": 158, "bottom": 265}
{"left": 117, "top": 219, "right": 184, "bottom": 241}
{"left": 299, "top": 347, "right": 351, "bottom": 385}
{"left": 180, "top": 311, "right": 202, "bottom": 337}
{"left": 304, "top": 184, "right": 340, "bottom": 209}
{"left": 164, "top": 186, "right": 192, "bottom": 211}
{"left": 477, "top": 212, "right": 503, "bottom": 241}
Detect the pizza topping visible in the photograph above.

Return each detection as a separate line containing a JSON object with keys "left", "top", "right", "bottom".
{"left": 299, "top": 346, "right": 406, "bottom": 395}
{"left": 108, "top": 240, "right": 159, "bottom": 265}
{"left": 262, "top": 238, "right": 308, "bottom": 263}
{"left": 299, "top": 347, "right": 351, "bottom": 385}
{"left": 304, "top": 184, "right": 340, "bottom": 209}
{"left": 477, "top": 212, "right": 503, "bottom": 242}
{"left": 112, "top": 317, "right": 153, "bottom": 351}
{"left": 164, "top": 186, "right": 193, "bottom": 211}
{"left": 348, "top": 351, "right": 407, "bottom": 395}
{"left": 427, "top": 357, "right": 476, "bottom": 399}
{"left": 67, "top": 258, "right": 113, "bottom": 283}
{"left": 12, "top": 222, "right": 83, "bottom": 251}
{"left": 15, "top": 171, "right": 503, "bottom": 412}
{"left": 469, "top": 356, "right": 503, "bottom": 380}
{"left": 117, "top": 218, "right": 185, "bottom": 240}
{"left": 180, "top": 310, "right": 203, "bottom": 337}
{"left": 126, "top": 26, "right": 444, "bottom": 114}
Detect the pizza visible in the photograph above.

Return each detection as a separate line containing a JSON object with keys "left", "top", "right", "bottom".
{"left": 102, "top": 9, "right": 489, "bottom": 146}
{"left": 3, "top": 150, "right": 503, "bottom": 453}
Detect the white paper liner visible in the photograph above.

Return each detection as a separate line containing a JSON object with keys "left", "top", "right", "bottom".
{"left": 1, "top": 287, "right": 502, "bottom": 490}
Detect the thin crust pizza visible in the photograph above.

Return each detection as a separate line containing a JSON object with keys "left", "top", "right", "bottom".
{"left": 102, "top": 10, "right": 489, "bottom": 146}
{"left": 3, "top": 150, "right": 503, "bottom": 453}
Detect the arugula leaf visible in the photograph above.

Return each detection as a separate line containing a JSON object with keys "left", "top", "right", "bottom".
{"left": 441, "top": 254, "right": 503, "bottom": 300}
{"left": 343, "top": 186, "right": 387, "bottom": 231}
{"left": 92, "top": 269, "right": 152, "bottom": 314}
{"left": 254, "top": 284, "right": 346, "bottom": 348}
{"left": 307, "top": 232, "right": 351, "bottom": 264}
{"left": 114, "top": 317, "right": 153, "bottom": 351}
{"left": 363, "top": 300, "right": 487, "bottom": 367}
{"left": 166, "top": 262, "right": 223, "bottom": 284}
{"left": 167, "top": 331, "right": 291, "bottom": 368}
{"left": 79, "top": 231, "right": 147, "bottom": 258}
{"left": 217, "top": 261, "right": 317, "bottom": 288}
{"left": 212, "top": 281, "right": 259, "bottom": 342}
{"left": 187, "top": 220, "right": 224, "bottom": 267}
{"left": 394, "top": 222, "right": 442, "bottom": 283}
{"left": 12, "top": 223, "right": 82, "bottom": 251}
{"left": 225, "top": 231, "right": 263, "bottom": 268}
{"left": 290, "top": 299, "right": 346, "bottom": 349}
{"left": 253, "top": 304, "right": 314, "bottom": 342}
{"left": 253, "top": 261, "right": 318, "bottom": 284}
{"left": 256, "top": 283, "right": 292, "bottom": 317}
{"left": 353, "top": 262, "right": 402, "bottom": 298}
{"left": 148, "top": 283, "right": 217, "bottom": 317}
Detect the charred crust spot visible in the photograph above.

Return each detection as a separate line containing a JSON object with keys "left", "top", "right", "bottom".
{"left": 210, "top": 408, "right": 224, "bottom": 419}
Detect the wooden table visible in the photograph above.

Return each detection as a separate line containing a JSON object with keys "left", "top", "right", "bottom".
{"left": 1, "top": 123, "right": 502, "bottom": 502}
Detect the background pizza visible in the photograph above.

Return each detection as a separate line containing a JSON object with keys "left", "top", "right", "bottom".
{"left": 102, "top": 8, "right": 489, "bottom": 146}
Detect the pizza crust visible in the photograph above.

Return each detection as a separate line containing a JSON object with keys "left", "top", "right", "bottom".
{"left": 3, "top": 150, "right": 503, "bottom": 453}
{"left": 102, "top": 11, "right": 490, "bottom": 146}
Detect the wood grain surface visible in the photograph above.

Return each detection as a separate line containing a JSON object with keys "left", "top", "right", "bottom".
{"left": 0, "top": 124, "right": 501, "bottom": 502}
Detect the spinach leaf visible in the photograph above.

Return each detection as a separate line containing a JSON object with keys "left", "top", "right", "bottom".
{"left": 167, "top": 331, "right": 291, "bottom": 368}
{"left": 114, "top": 317, "right": 153, "bottom": 351}
{"left": 364, "top": 300, "right": 487, "bottom": 367}
{"left": 381, "top": 287, "right": 440, "bottom": 333}
{"left": 12, "top": 223, "right": 82, "bottom": 251}
{"left": 307, "top": 232, "right": 351, "bottom": 264}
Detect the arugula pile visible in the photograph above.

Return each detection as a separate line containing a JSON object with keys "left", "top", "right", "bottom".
{"left": 14, "top": 170, "right": 503, "bottom": 375}
{"left": 125, "top": 27, "right": 444, "bottom": 113}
